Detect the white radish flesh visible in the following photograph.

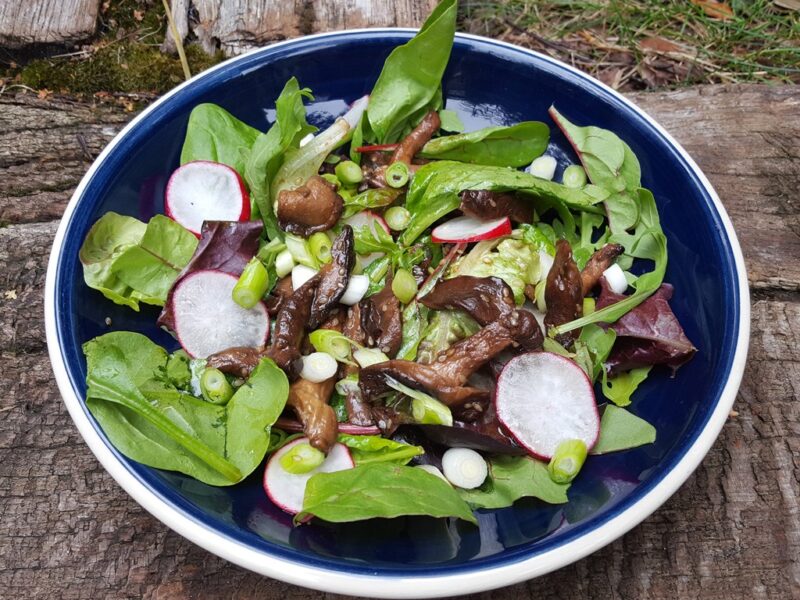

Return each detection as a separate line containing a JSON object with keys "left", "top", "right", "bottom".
{"left": 292, "top": 264, "right": 318, "bottom": 290}
{"left": 300, "top": 352, "right": 338, "bottom": 383}
{"left": 603, "top": 263, "right": 628, "bottom": 294}
{"left": 441, "top": 448, "right": 488, "bottom": 489}
{"left": 527, "top": 155, "right": 557, "bottom": 181}
{"left": 339, "top": 274, "right": 369, "bottom": 305}
{"left": 431, "top": 216, "right": 512, "bottom": 243}
{"left": 171, "top": 270, "right": 269, "bottom": 358}
{"left": 264, "top": 438, "right": 354, "bottom": 515}
{"left": 165, "top": 161, "right": 249, "bottom": 236}
{"left": 345, "top": 210, "right": 390, "bottom": 237}
{"left": 496, "top": 352, "right": 600, "bottom": 460}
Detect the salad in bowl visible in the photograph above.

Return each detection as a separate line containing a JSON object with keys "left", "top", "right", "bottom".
{"left": 77, "top": 0, "right": 696, "bottom": 527}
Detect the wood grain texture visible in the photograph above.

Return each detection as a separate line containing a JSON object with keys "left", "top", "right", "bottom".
{"left": 0, "top": 81, "right": 798, "bottom": 597}
{"left": 0, "top": 0, "right": 99, "bottom": 47}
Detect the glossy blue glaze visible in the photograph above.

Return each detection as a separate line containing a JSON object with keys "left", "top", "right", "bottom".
{"left": 53, "top": 32, "right": 740, "bottom": 575}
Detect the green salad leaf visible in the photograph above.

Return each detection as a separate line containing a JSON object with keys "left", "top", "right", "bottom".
{"left": 458, "top": 455, "right": 570, "bottom": 509}
{"left": 244, "top": 77, "right": 316, "bottom": 238}
{"left": 574, "top": 324, "right": 617, "bottom": 382}
{"left": 84, "top": 332, "right": 289, "bottom": 486}
{"left": 438, "top": 108, "right": 465, "bottom": 132}
{"left": 463, "top": 238, "right": 541, "bottom": 305}
{"left": 342, "top": 188, "right": 402, "bottom": 219}
{"left": 79, "top": 212, "right": 197, "bottom": 310}
{"left": 591, "top": 405, "right": 656, "bottom": 454}
{"left": 298, "top": 463, "right": 477, "bottom": 524}
{"left": 397, "top": 301, "right": 430, "bottom": 361}
{"left": 602, "top": 366, "right": 652, "bottom": 407}
{"left": 419, "top": 122, "right": 550, "bottom": 167}
{"left": 366, "top": 0, "right": 457, "bottom": 143}
{"left": 401, "top": 161, "right": 606, "bottom": 245}
{"left": 338, "top": 434, "right": 424, "bottom": 465}
{"left": 180, "top": 103, "right": 260, "bottom": 176}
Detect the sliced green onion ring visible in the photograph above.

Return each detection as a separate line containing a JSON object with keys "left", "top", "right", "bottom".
{"left": 385, "top": 162, "right": 410, "bottom": 188}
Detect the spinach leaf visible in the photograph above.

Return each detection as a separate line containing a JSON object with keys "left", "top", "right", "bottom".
{"left": 366, "top": 0, "right": 457, "bottom": 143}
{"left": 80, "top": 212, "right": 197, "bottom": 310}
{"left": 591, "top": 405, "right": 656, "bottom": 454}
{"left": 84, "top": 332, "right": 289, "bottom": 486}
{"left": 549, "top": 107, "right": 642, "bottom": 233}
{"left": 180, "top": 103, "right": 260, "bottom": 176}
{"left": 111, "top": 215, "right": 198, "bottom": 305}
{"left": 244, "top": 78, "right": 316, "bottom": 239}
{"left": 601, "top": 366, "right": 652, "bottom": 407}
{"left": 419, "top": 122, "right": 550, "bottom": 167}
{"left": 338, "top": 435, "right": 424, "bottom": 465}
{"left": 401, "top": 161, "right": 606, "bottom": 244}
{"left": 342, "top": 188, "right": 402, "bottom": 219}
{"left": 438, "top": 109, "right": 465, "bottom": 132}
{"left": 298, "top": 463, "right": 477, "bottom": 524}
{"left": 458, "top": 455, "right": 570, "bottom": 509}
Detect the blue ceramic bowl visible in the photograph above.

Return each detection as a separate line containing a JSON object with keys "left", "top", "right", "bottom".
{"left": 45, "top": 31, "right": 749, "bottom": 597}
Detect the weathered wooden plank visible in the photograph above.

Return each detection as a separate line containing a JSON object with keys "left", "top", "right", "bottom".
{"left": 1, "top": 298, "right": 796, "bottom": 599}
{"left": 0, "top": 0, "right": 100, "bottom": 48}
{"left": 310, "top": 0, "right": 439, "bottom": 32}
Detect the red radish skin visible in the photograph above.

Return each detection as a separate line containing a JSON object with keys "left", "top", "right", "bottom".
{"left": 495, "top": 352, "right": 600, "bottom": 460}
{"left": 165, "top": 160, "right": 250, "bottom": 237}
{"left": 432, "top": 215, "right": 512, "bottom": 243}
{"left": 344, "top": 210, "right": 390, "bottom": 237}
{"left": 264, "top": 438, "right": 354, "bottom": 515}
{"left": 274, "top": 417, "right": 381, "bottom": 436}
{"left": 171, "top": 269, "right": 269, "bottom": 358}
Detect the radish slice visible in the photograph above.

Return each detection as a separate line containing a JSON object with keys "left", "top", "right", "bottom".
{"left": 342, "top": 95, "right": 369, "bottom": 130}
{"left": 171, "top": 270, "right": 269, "bottom": 358}
{"left": 432, "top": 215, "right": 511, "bottom": 243}
{"left": 165, "top": 161, "right": 250, "bottom": 236}
{"left": 340, "top": 274, "right": 369, "bottom": 305}
{"left": 264, "top": 437, "right": 354, "bottom": 515}
{"left": 345, "top": 210, "right": 390, "bottom": 237}
{"left": 496, "top": 352, "right": 600, "bottom": 459}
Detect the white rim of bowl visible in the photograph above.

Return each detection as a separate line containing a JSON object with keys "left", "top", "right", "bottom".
{"left": 45, "top": 30, "right": 750, "bottom": 598}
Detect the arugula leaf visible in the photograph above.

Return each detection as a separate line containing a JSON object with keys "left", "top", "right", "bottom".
{"left": 401, "top": 161, "right": 606, "bottom": 244}
{"left": 342, "top": 188, "right": 402, "bottom": 219}
{"left": 574, "top": 324, "right": 617, "bottom": 382}
{"left": 111, "top": 215, "right": 198, "bottom": 305}
{"left": 438, "top": 109, "right": 465, "bottom": 132}
{"left": 180, "top": 103, "right": 260, "bottom": 176}
{"left": 366, "top": 0, "right": 457, "bottom": 143}
{"left": 549, "top": 107, "right": 642, "bottom": 233}
{"left": 337, "top": 434, "right": 424, "bottom": 465}
{"left": 298, "top": 463, "right": 477, "bottom": 524}
{"left": 84, "top": 332, "right": 289, "bottom": 486}
{"left": 591, "top": 405, "right": 656, "bottom": 454}
{"left": 601, "top": 366, "right": 652, "bottom": 407}
{"left": 80, "top": 212, "right": 197, "bottom": 310}
{"left": 244, "top": 78, "right": 316, "bottom": 239}
{"left": 458, "top": 455, "right": 570, "bottom": 509}
{"left": 419, "top": 122, "right": 550, "bottom": 167}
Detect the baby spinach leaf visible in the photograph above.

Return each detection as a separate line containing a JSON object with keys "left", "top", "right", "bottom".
{"left": 180, "top": 103, "right": 260, "bottom": 176}
{"left": 549, "top": 107, "right": 641, "bottom": 233}
{"left": 458, "top": 455, "right": 570, "bottom": 509}
{"left": 338, "top": 434, "right": 424, "bottom": 465}
{"left": 242, "top": 78, "right": 316, "bottom": 239}
{"left": 438, "top": 109, "right": 465, "bottom": 132}
{"left": 601, "top": 367, "right": 652, "bottom": 407}
{"left": 419, "top": 122, "right": 550, "bottom": 167}
{"left": 111, "top": 215, "right": 198, "bottom": 305}
{"left": 591, "top": 405, "right": 656, "bottom": 454}
{"left": 84, "top": 332, "right": 289, "bottom": 486}
{"left": 401, "top": 162, "right": 605, "bottom": 245}
{"left": 298, "top": 463, "right": 477, "bottom": 524}
{"left": 80, "top": 212, "right": 197, "bottom": 310}
{"left": 366, "top": 0, "right": 457, "bottom": 143}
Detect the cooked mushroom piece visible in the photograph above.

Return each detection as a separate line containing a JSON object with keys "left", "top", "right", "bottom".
{"left": 264, "top": 275, "right": 294, "bottom": 314}
{"left": 277, "top": 175, "right": 343, "bottom": 237}
{"left": 360, "top": 275, "right": 402, "bottom": 357}
{"left": 544, "top": 239, "right": 583, "bottom": 345}
{"left": 206, "top": 346, "right": 264, "bottom": 379}
{"left": 340, "top": 303, "right": 375, "bottom": 426}
{"left": 308, "top": 225, "right": 355, "bottom": 328}
{"left": 390, "top": 111, "right": 441, "bottom": 165}
{"left": 581, "top": 243, "right": 624, "bottom": 296}
{"left": 421, "top": 275, "right": 543, "bottom": 350}
{"left": 287, "top": 378, "right": 338, "bottom": 453}
{"left": 264, "top": 274, "right": 320, "bottom": 379}
{"left": 459, "top": 190, "right": 533, "bottom": 224}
